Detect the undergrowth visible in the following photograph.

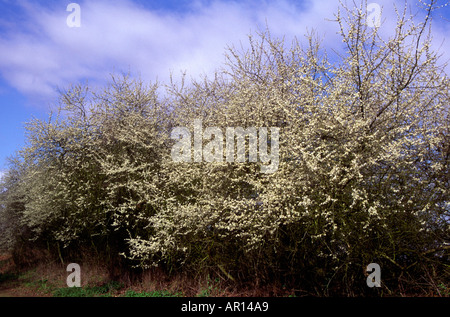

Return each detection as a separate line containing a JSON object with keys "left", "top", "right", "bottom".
{"left": 52, "top": 281, "right": 124, "bottom": 297}
{"left": 123, "top": 289, "right": 182, "bottom": 297}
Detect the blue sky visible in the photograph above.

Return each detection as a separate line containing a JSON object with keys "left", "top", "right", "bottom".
{"left": 0, "top": 0, "right": 449, "bottom": 177}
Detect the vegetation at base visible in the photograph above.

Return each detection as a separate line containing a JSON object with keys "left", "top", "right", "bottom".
{"left": 123, "top": 289, "right": 182, "bottom": 297}
{"left": 0, "top": 1, "right": 449, "bottom": 296}
{"left": 52, "top": 281, "right": 124, "bottom": 297}
{"left": 0, "top": 262, "right": 185, "bottom": 297}
{"left": 0, "top": 272, "right": 19, "bottom": 283}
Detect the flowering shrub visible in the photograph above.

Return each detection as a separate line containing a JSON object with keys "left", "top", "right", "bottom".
{"left": 0, "top": 2, "right": 448, "bottom": 295}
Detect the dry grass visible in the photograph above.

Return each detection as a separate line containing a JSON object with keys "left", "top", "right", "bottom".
{"left": 1, "top": 250, "right": 298, "bottom": 297}
{"left": 124, "top": 267, "right": 295, "bottom": 297}
{"left": 0, "top": 253, "right": 14, "bottom": 274}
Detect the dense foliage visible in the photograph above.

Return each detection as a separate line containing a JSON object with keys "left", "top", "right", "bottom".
{"left": 1, "top": 2, "right": 448, "bottom": 295}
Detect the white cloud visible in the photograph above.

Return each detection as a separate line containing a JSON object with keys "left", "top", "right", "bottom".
{"left": 0, "top": 0, "right": 337, "bottom": 102}
{"left": 0, "top": 0, "right": 447, "bottom": 105}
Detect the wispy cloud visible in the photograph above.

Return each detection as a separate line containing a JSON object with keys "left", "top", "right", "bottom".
{"left": 0, "top": 0, "right": 448, "bottom": 106}
{"left": 0, "top": 0, "right": 339, "bottom": 103}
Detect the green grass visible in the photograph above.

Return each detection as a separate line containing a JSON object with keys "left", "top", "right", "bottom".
{"left": 53, "top": 285, "right": 182, "bottom": 297}
{"left": 197, "top": 276, "right": 221, "bottom": 297}
{"left": 17, "top": 270, "right": 56, "bottom": 295}
{"left": 438, "top": 283, "right": 450, "bottom": 297}
{"left": 123, "top": 289, "right": 182, "bottom": 297}
{"left": 2, "top": 268, "right": 183, "bottom": 297}
{"left": 1, "top": 266, "right": 229, "bottom": 297}
{"left": 52, "top": 281, "right": 124, "bottom": 297}
{"left": 25, "top": 278, "right": 54, "bottom": 294}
